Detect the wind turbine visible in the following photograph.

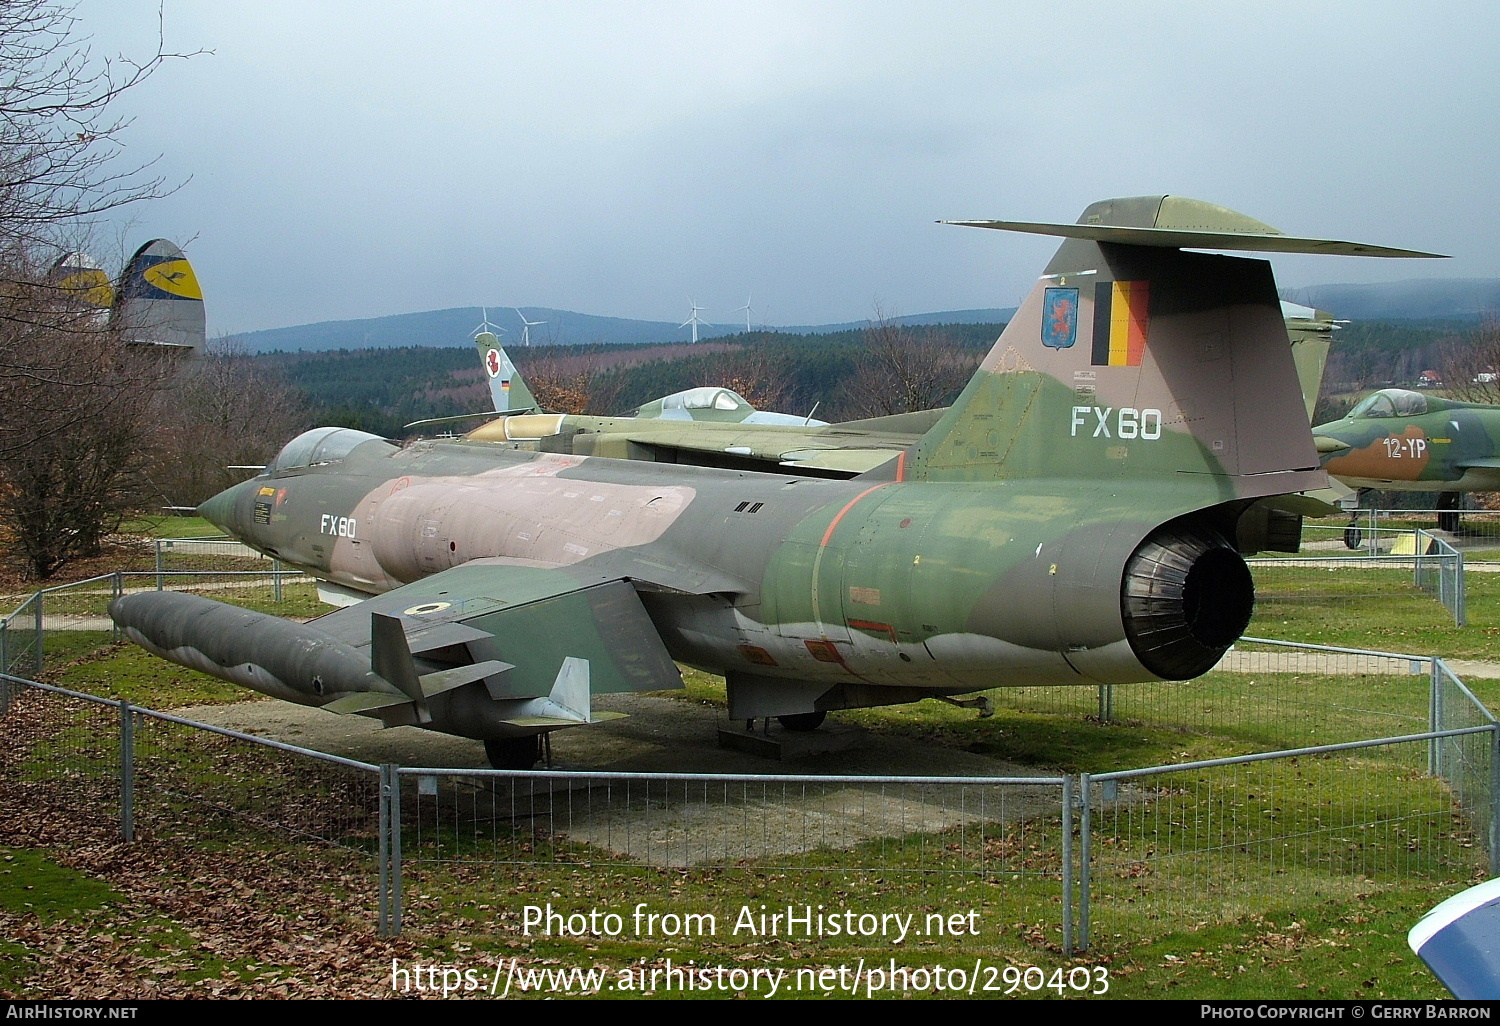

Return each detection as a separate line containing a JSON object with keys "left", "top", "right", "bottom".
{"left": 471, "top": 307, "right": 506, "bottom": 339}
{"left": 514, "top": 308, "right": 547, "bottom": 346}
{"left": 736, "top": 294, "right": 754, "bottom": 332}
{"left": 680, "top": 300, "right": 712, "bottom": 344}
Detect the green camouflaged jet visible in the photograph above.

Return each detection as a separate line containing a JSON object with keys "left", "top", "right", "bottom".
{"left": 111, "top": 195, "right": 1442, "bottom": 768}
{"left": 1313, "top": 389, "right": 1500, "bottom": 531}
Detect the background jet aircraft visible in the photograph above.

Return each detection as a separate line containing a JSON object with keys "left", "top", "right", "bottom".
{"left": 111, "top": 239, "right": 206, "bottom": 350}
{"left": 461, "top": 338, "right": 930, "bottom": 476}
{"left": 112, "top": 195, "right": 1439, "bottom": 769}
{"left": 1312, "top": 389, "right": 1500, "bottom": 530}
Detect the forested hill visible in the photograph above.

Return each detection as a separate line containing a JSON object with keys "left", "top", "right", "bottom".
{"left": 253, "top": 314, "right": 1500, "bottom": 439}
{"left": 231, "top": 278, "right": 1498, "bottom": 354}
{"left": 1280, "top": 279, "right": 1500, "bottom": 322}
{"left": 234, "top": 306, "right": 1017, "bottom": 353}
{"left": 255, "top": 323, "right": 1003, "bottom": 436}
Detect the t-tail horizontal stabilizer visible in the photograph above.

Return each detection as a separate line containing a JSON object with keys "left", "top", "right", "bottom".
{"left": 942, "top": 195, "right": 1448, "bottom": 258}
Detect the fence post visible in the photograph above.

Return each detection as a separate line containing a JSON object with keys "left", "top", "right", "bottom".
{"left": 1454, "top": 549, "right": 1467, "bottom": 628}
{"left": 1061, "top": 774, "right": 1074, "bottom": 956}
{"left": 1, "top": 620, "right": 8, "bottom": 696}
{"left": 379, "top": 763, "right": 403, "bottom": 937}
{"left": 119, "top": 700, "right": 134, "bottom": 842}
{"left": 33, "top": 588, "right": 42, "bottom": 675}
{"left": 1079, "top": 773, "right": 1091, "bottom": 952}
{"left": 111, "top": 573, "right": 123, "bottom": 642}
{"left": 273, "top": 559, "right": 283, "bottom": 604}
{"left": 1428, "top": 657, "right": 1440, "bottom": 780}
{"left": 1490, "top": 725, "right": 1499, "bottom": 878}
{"left": 154, "top": 539, "right": 164, "bottom": 592}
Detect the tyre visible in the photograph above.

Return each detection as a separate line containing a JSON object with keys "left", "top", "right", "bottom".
{"left": 485, "top": 735, "right": 541, "bottom": 769}
{"left": 776, "top": 711, "right": 826, "bottom": 732}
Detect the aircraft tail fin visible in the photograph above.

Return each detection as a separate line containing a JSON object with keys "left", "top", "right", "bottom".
{"left": 48, "top": 252, "right": 115, "bottom": 322}
{"left": 110, "top": 239, "right": 205, "bottom": 350}
{"left": 544, "top": 656, "right": 592, "bottom": 722}
{"left": 1281, "top": 301, "right": 1339, "bottom": 425}
{"left": 475, "top": 331, "right": 536, "bottom": 413}
{"left": 903, "top": 196, "right": 1437, "bottom": 506}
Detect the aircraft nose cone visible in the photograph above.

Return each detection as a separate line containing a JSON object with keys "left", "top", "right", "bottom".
{"left": 198, "top": 480, "right": 250, "bottom": 536}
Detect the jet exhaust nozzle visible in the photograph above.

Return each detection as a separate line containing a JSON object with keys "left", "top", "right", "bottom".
{"left": 1120, "top": 521, "right": 1255, "bottom": 680}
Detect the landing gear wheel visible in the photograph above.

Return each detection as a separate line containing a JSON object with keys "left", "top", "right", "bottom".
{"left": 1344, "top": 527, "right": 1362, "bottom": 550}
{"left": 485, "top": 736, "right": 541, "bottom": 770}
{"left": 1437, "top": 493, "right": 1461, "bottom": 533}
{"left": 776, "top": 711, "right": 826, "bottom": 732}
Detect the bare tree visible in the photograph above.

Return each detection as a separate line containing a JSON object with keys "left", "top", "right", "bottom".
{"left": 699, "top": 345, "right": 796, "bottom": 413}
{"left": 0, "top": 1, "right": 201, "bottom": 577}
{"left": 516, "top": 350, "right": 625, "bottom": 415}
{"left": 0, "top": 338, "right": 178, "bottom": 576}
{"left": 1438, "top": 318, "right": 1500, "bottom": 405}
{"left": 840, "top": 310, "right": 979, "bottom": 419}
{"left": 0, "top": 1, "right": 199, "bottom": 251}
{"left": 144, "top": 337, "right": 311, "bottom": 509}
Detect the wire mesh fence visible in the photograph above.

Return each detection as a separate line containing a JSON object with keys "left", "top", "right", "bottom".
{"left": 1, "top": 674, "right": 388, "bottom": 928}
{"left": 0, "top": 569, "right": 316, "bottom": 679}
{"left": 1333, "top": 509, "right": 1500, "bottom": 559}
{"left": 129, "top": 707, "right": 384, "bottom": 853}
{"left": 393, "top": 768, "right": 1075, "bottom": 942}
{"left": 1078, "top": 731, "right": 1492, "bottom": 951}
{"left": 1431, "top": 659, "right": 1500, "bottom": 863}
{"left": 1249, "top": 540, "right": 1465, "bottom": 628}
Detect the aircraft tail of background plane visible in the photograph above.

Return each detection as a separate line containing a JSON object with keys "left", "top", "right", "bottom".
{"left": 110, "top": 239, "right": 206, "bottom": 349}
{"left": 475, "top": 331, "right": 536, "bottom": 413}
{"left": 48, "top": 251, "right": 115, "bottom": 323}
{"left": 904, "top": 196, "right": 1437, "bottom": 507}
{"left": 1281, "top": 301, "right": 1339, "bottom": 425}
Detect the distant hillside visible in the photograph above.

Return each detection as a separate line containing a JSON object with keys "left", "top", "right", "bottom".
{"left": 232, "top": 277, "right": 1500, "bottom": 353}
{"left": 1279, "top": 279, "right": 1500, "bottom": 321}
{"left": 233, "top": 306, "right": 1017, "bottom": 353}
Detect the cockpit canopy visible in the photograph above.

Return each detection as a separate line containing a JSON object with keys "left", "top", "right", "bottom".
{"left": 269, "top": 427, "right": 386, "bottom": 473}
{"left": 634, "top": 387, "right": 752, "bottom": 419}
{"left": 1349, "top": 388, "right": 1429, "bottom": 419}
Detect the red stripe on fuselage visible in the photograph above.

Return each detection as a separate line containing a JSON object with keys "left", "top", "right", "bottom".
{"left": 818, "top": 484, "right": 891, "bottom": 548}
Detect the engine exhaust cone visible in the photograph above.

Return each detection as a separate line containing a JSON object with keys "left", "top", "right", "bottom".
{"left": 1122, "top": 522, "right": 1254, "bottom": 680}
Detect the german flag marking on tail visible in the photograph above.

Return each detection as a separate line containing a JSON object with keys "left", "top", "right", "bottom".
{"left": 1091, "top": 280, "right": 1149, "bottom": 367}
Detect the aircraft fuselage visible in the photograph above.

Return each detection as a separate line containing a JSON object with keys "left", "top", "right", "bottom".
{"left": 203, "top": 434, "right": 1250, "bottom": 704}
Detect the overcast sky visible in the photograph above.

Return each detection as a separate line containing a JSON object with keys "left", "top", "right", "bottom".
{"left": 75, "top": 1, "right": 1500, "bottom": 337}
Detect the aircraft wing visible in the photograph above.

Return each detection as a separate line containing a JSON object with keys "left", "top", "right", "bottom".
{"left": 614, "top": 425, "right": 918, "bottom": 477}
{"left": 307, "top": 558, "right": 683, "bottom": 708}
{"left": 777, "top": 448, "right": 903, "bottom": 474}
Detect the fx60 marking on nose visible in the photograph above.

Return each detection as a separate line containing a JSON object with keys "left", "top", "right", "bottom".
{"left": 1070, "top": 406, "right": 1162, "bottom": 440}
{"left": 320, "top": 514, "right": 357, "bottom": 537}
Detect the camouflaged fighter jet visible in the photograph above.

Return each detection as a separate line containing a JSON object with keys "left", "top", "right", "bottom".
{"left": 110, "top": 195, "right": 1443, "bottom": 769}
{"left": 461, "top": 337, "right": 939, "bottom": 476}
{"left": 410, "top": 331, "right": 924, "bottom": 475}
{"left": 1313, "top": 389, "right": 1500, "bottom": 531}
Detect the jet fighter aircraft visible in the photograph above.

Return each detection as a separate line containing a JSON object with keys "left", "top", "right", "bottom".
{"left": 460, "top": 338, "right": 931, "bottom": 476}
{"left": 111, "top": 195, "right": 1442, "bottom": 768}
{"left": 1313, "top": 389, "right": 1500, "bottom": 531}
